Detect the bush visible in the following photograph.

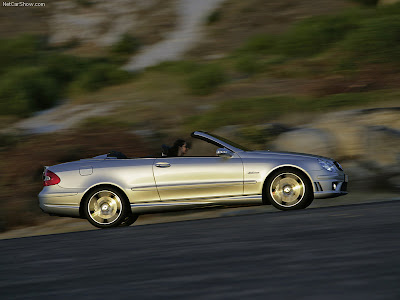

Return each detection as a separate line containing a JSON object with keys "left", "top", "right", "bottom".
{"left": 149, "top": 60, "right": 199, "bottom": 74}
{"left": 350, "top": 0, "right": 379, "bottom": 6}
{"left": 234, "top": 54, "right": 262, "bottom": 74}
{"left": 339, "top": 15, "right": 400, "bottom": 64}
{"left": 0, "top": 67, "right": 60, "bottom": 116}
{"left": 0, "top": 133, "right": 20, "bottom": 150}
{"left": 237, "top": 34, "right": 276, "bottom": 55}
{"left": 43, "top": 54, "right": 87, "bottom": 84}
{"left": 186, "top": 96, "right": 310, "bottom": 130}
{"left": 0, "top": 34, "right": 45, "bottom": 74}
{"left": 111, "top": 34, "right": 141, "bottom": 55}
{"left": 276, "top": 15, "right": 359, "bottom": 57}
{"left": 206, "top": 9, "right": 222, "bottom": 25}
{"left": 74, "top": 63, "right": 131, "bottom": 92}
{"left": 186, "top": 64, "right": 226, "bottom": 95}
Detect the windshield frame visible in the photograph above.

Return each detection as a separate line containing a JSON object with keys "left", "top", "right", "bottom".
{"left": 191, "top": 131, "right": 251, "bottom": 152}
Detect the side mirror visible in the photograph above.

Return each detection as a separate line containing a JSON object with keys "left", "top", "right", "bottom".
{"left": 216, "top": 148, "right": 233, "bottom": 158}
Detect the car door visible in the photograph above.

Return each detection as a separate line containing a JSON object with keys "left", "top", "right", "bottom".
{"left": 153, "top": 154, "right": 244, "bottom": 201}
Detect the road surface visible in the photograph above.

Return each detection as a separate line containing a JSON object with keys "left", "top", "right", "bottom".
{"left": 1, "top": 200, "right": 399, "bottom": 299}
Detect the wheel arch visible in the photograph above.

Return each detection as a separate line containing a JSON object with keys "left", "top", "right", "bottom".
{"left": 261, "top": 165, "right": 314, "bottom": 205}
{"left": 79, "top": 183, "right": 130, "bottom": 218}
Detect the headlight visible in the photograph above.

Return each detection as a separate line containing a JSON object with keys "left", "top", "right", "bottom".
{"left": 318, "top": 159, "right": 336, "bottom": 172}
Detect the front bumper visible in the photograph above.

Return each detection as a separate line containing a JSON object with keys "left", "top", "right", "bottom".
{"left": 313, "top": 173, "right": 348, "bottom": 199}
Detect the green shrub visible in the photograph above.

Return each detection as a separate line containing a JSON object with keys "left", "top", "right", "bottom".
{"left": 186, "top": 96, "right": 310, "bottom": 130}
{"left": 186, "top": 64, "right": 226, "bottom": 95}
{"left": 74, "top": 63, "right": 131, "bottom": 92}
{"left": 237, "top": 34, "right": 275, "bottom": 55}
{"left": 149, "top": 60, "right": 199, "bottom": 74}
{"left": 339, "top": 15, "right": 400, "bottom": 64}
{"left": 234, "top": 54, "right": 262, "bottom": 74}
{"left": 350, "top": 0, "right": 379, "bottom": 6}
{"left": 0, "top": 133, "right": 20, "bottom": 149}
{"left": 0, "top": 67, "right": 60, "bottom": 116}
{"left": 43, "top": 54, "right": 87, "bottom": 84}
{"left": 111, "top": 34, "right": 141, "bottom": 55}
{"left": 206, "top": 9, "right": 222, "bottom": 25}
{"left": 314, "top": 92, "right": 385, "bottom": 109}
{"left": 0, "top": 35, "right": 44, "bottom": 74}
{"left": 276, "top": 15, "right": 359, "bottom": 57}
{"left": 186, "top": 91, "right": 389, "bottom": 131}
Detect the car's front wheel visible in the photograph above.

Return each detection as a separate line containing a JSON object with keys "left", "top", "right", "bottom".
{"left": 265, "top": 168, "right": 313, "bottom": 210}
{"left": 83, "top": 187, "right": 131, "bottom": 228}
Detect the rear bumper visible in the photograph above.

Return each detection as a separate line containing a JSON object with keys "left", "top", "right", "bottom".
{"left": 39, "top": 186, "right": 83, "bottom": 217}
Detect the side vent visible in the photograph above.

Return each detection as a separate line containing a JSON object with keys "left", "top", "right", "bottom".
{"left": 314, "top": 182, "right": 323, "bottom": 192}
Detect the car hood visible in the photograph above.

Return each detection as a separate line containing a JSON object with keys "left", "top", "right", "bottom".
{"left": 241, "top": 150, "right": 334, "bottom": 161}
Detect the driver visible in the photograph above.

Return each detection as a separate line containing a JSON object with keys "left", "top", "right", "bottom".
{"left": 168, "top": 139, "right": 190, "bottom": 157}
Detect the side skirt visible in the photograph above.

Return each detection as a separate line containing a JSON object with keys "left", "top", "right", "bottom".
{"left": 130, "top": 195, "right": 262, "bottom": 214}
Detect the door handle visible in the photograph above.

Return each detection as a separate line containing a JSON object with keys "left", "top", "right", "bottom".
{"left": 155, "top": 162, "right": 171, "bottom": 168}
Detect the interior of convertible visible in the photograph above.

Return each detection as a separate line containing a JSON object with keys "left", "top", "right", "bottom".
{"left": 106, "top": 132, "right": 250, "bottom": 159}
{"left": 107, "top": 137, "right": 226, "bottom": 159}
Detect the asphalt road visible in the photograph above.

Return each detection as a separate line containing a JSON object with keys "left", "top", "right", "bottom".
{"left": 1, "top": 200, "right": 399, "bottom": 300}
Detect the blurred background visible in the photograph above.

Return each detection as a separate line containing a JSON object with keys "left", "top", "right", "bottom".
{"left": 0, "top": 0, "right": 399, "bottom": 234}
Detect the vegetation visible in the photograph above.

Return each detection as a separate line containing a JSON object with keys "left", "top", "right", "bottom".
{"left": 232, "top": 4, "right": 400, "bottom": 72}
{"left": 110, "top": 34, "right": 141, "bottom": 55}
{"left": 2, "top": 1, "right": 400, "bottom": 233}
{"left": 0, "top": 67, "right": 60, "bottom": 116}
{"left": 185, "top": 91, "right": 399, "bottom": 131}
{"left": 206, "top": 9, "right": 222, "bottom": 25}
{"left": 350, "top": 0, "right": 379, "bottom": 6}
{"left": 186, "top": 63, "right": 226, "bottom": 95}
{"left": 0, "top": 35, "right": 132, "bottom": 117}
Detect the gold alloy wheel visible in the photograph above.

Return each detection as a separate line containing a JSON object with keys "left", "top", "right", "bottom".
{"left": 270, "top": 172, "right": 305, "bottom": 207}
{"left": 87, "top": 190, "right": 123, "bottom": 225}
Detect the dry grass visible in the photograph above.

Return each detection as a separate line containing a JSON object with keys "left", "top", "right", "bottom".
{"left": 0, "top": 127, "right": 150, "bottom": 232}
{"left": 0, "top": 4, "right": 50, "bottom": 38}
{"left": 187, "top": 0, "right": 356, "bottom": 58}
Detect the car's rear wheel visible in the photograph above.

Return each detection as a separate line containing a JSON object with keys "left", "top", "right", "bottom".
{"left": 265, "top": 168, "right": 313, "bottom": 210}
{"left": 83, "top": 187, "right": 130, "bottom": 228}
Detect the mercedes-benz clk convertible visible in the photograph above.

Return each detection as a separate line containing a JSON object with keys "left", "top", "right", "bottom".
{"left": 39, "top": 131, "right": 348, "bottom": 228}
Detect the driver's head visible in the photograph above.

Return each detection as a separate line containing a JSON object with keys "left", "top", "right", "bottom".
{"left": 173, "top": 139, "right": 190, "bottom": 156}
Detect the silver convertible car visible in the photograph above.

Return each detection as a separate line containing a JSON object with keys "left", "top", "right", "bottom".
{"left": 39, "top": 131, "right": 348, "bottom": 228}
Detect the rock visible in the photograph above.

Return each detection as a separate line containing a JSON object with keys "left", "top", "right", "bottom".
{"left": 256, "top": 123, "right": 291, "bottom": 137}
{"left": 311, "top": 108, "right": 400, "bottom": 159}
{"left": 343, "top": 160, "right": 400, "bottom": 192}
{"left": 342, "top": 161, "right": 377, "bottom": 191}
{"left": 387, "top": 175, "right": 400, "bottom": 191}
{"left": 379, "top": 0, "right": 400, "bottom": 5}
{"left": 272, "top": 128, "right": 336, "bottom": 158}
{"left": 239, "top": 123, "right": 291, "bottom": 148}
{"left": 364, "top": 126, "right": 400, "bottom": 169}
{"left": 214, "top": 125, "right": 243, "bottom": 140}
{"left": 48, "top": 0, "right": 176, "bottom": 47}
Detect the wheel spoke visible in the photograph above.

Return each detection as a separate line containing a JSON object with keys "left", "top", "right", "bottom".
{"left": 87, "top": 190, "right": 123, "bottom": 226}
{"left": 270, "top": 172, "right": 305, "bottom": 207}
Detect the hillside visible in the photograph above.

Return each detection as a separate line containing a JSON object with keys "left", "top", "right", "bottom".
{"left": 0, "top": 0, "right": 400, "bottom": 232}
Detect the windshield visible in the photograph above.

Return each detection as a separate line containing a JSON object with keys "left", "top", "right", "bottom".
{"left": 206, "top": 132, "right": 251, "bottom": 151}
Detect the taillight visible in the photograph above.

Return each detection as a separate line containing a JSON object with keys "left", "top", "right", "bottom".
{"left": 43, "top": 170, "right": 60, "bottom": 186}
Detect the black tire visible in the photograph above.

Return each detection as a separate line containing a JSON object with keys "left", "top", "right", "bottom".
{"left": 83, "top": 186, "right": 130, "bottom": 228}
{"left": 264, "top": 168, "right": 313, "bottom": 211}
